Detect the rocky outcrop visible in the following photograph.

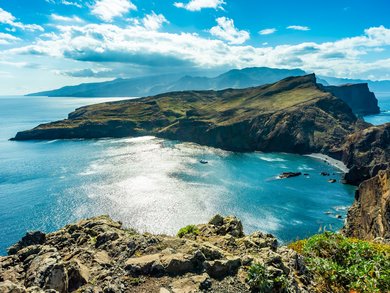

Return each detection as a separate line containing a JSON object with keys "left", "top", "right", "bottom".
{"left": 341, "top": 123, "right": 390, "bottom": 185}
{"left": 321, "top": 83, "right": 380, "bottom": 116}
{"left": 343, "top": 170, "right": 390, "bottom": 241}
{"left": 13, "top": 74, "right": 366, "bottom": 155}
{"left": 0, "top": 215, "right": 316, "bottom": 292}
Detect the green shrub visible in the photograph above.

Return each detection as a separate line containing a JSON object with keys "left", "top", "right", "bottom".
{"left": 177, "top": 225, "right": 199, "bottom": 238}
{"left": 246, "top": 263, "right": 272, "bottom": 292}
{"left": 246, "top": 263, "right": 288, "bottom": 292}
{"left": 289, "top": 232, "right": 390, "bottom": 293}
{"left": 128, "top": 277, "right": 141, "bottom": 286}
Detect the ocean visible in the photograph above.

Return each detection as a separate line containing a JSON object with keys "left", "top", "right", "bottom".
{"left": 0, "top": 95, "right": 388, "bottom": 255}
{"left": 364, "top": 94, "right": 390, "bottom": 125}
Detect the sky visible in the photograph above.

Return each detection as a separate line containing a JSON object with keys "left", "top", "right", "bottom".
{"left": 0, "top": 0, "right": 389, "bottom": 95}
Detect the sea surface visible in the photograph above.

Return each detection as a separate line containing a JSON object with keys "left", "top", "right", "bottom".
{"left": 364, "top": 94, "right": 390, "bottom": 125}
{"left": 1, "top": 95, "right": 388, "bottom": 255}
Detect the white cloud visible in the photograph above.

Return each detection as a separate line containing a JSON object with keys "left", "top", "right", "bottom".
{"left": 259, "top": 28, "right": 277, "bottom": 35}
{"left": 174, "top": 0, "right": 225, "bottom": 11}
{"left": 61, "top": 0, "right": 82, "bottom": 8}
{"left": 91, "top": 0, "right": 137, "bottom": 22}
{"left": 45, "top": 0, "right": 83, "bottom": 8}
{"left": 209, "top": 17, "right": 250, "bottom": 45}
{"left": 0, "top": 32, "right": 21, "bottom": 45}
{"left": 0, "top": 8, "right": 44, "bottom": 31}
{"left": 142, "top": 12, "right": 168, "bottom": 31}
{"left": 6, "top": 23, "right": 390, "bottom": 80}
{"left": 51, "top": 14, "right": 84, "bottom": 23}
{"left": 287, "top": 25, "right": 310, "bottom": 31}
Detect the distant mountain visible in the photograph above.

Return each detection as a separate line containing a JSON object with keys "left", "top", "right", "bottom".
{"left": 28, "top": 74, "right": 182, "bottom": 98}
{"left": 319, "top": 76, "right": 390, "bottom": 95}
{"left": 28, "top": 67, "right": 390, "bottom": 98}
{"left": 28, "top": 67, "right": 307, "bottom": 97}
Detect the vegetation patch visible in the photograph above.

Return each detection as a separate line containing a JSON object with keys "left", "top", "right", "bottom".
{"left": 177, "top": 224, "right": 200, "bottom": 238}
{"left": 246, "top": 263, "right": 288, "bottom": 292}
{"left": 289, "top": 232, "right": 390, "bottom": 293}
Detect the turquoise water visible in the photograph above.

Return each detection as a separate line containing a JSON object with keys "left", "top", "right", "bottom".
{"left": 364, "top": 95, "right": 390, "bottom": 125}
{"left": 0, "top": 96, "right": 361, "bottom": 255}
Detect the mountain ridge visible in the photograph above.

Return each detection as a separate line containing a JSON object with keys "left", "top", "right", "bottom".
{"left": 28, "top": 67, "right": 390, "bottom": 99}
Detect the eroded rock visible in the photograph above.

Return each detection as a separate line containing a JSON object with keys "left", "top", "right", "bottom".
{"left": 0, "top": 215, "right": 316, "bottom": 292}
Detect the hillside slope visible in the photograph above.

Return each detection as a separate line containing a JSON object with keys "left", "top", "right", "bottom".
{"left": 14, "top": 74, "right": 364, "bottom": 155}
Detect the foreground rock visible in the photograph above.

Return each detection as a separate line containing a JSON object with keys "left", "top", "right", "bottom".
{"left": 343, "top": 170, "right": 390, "bottom": 241}
{"left": 0, "top": 215, "right": 315, "bottom": 292}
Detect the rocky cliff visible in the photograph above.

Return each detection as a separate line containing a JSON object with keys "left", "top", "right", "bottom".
{"left": 0, "top": 215, "right": 316, "bottom": 293}
{"left": 341, "top": 123, "right": 390, "bottom": 185}
{"left": 343, "top": 170, "right": 390, "bottom": 241}
{"left": 321, "top": 83, "right": 380, "bottom": 116}
{"left": 13, "top": 74, "right": 365, "bottom": 156}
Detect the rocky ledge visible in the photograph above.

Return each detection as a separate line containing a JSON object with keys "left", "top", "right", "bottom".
{"left": 0, "top": 215, "right": 315, "bottom": 293}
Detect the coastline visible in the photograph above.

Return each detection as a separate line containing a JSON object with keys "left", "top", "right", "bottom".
{"left": 305, "top": 153, "right": 349, "bottom": 173}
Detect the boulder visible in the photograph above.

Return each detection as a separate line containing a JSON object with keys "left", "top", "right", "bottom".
{"left": 8, "top": 232, "right": 46, "bottom": 255}
{"left": 0, "top": 280, "right": 26, "bottom": 293}
{"left": 208, "top": 214, "right": 224, "bottom": 226}
{"left": 25, "top": 250, "right": 68, "bottom": 293}
{"left": 95, "top": 232, "right": 119, "bottom": 248}
{"left": 204, "top": 257, "right": 241, "bottom": 279}
{"left": 170, "top": 273, "right": 211, "bottom": 293}
{"left": 161, "top": 253, "right": 195, "bottom": 275}
{"left": 125, "top": 254, "right": 161, "bottom": 275}
{"left": 67, "top": 260, "right": 89, "bottom": 291}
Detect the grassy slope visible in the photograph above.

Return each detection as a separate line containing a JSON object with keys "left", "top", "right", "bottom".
{"left": 38, "top": 75, "right": 328, "bottom": 130}
{"left": 289, "top": 233, "right": 390, "bottom": 293}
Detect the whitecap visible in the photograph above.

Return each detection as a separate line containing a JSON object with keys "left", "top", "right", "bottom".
{"left": 259, "top": 156, "right": 286, "bottom": 162}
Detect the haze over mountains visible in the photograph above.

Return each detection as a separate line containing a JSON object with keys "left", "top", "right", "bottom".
{"left": 29, "top": 67, "right": 390, "bottom": 98}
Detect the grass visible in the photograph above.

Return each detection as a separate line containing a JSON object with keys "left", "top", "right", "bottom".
{"left": 31, "top": 75, "right": 328, "bottom": 132}
{"left": 128, "top": 277, "right": 141, "bottom": 286}
{"left": 177, "top": 224, "right": 200, "bottom": 238}
{"left": 288, "top": 232, "right": 390, "bottom": 293}
{"left": 246, "top": 263, "right": 289, "bottom": 292}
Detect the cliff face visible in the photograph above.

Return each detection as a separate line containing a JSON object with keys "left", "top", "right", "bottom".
{"left": 341, "top": 123, "right": 390, "bottom": 185}
{"left": 343, "top": 170, "right": 390, "bottom": 241}
{"left": 322, "top": 83, "right": 380, "bottom": 116}
{"left": 13, "top": 74, "right": 364, "bottom": 156}
{"left": 0, "top": 215, "right": 315, "bottom": 293}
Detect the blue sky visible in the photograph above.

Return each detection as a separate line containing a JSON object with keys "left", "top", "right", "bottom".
{"left": 0, "top": 0, "right": 389, "bottom": 94}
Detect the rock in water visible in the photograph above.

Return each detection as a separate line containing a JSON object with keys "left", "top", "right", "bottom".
{"left": 279, "top": 172, "right": 302, "bottom": 179}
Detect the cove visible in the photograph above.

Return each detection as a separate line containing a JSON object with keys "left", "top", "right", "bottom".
{"left": 0, "top": 96, "right": 356, "bottom": 254}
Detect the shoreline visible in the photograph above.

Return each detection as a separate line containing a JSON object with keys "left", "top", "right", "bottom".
{"left": 305, "top": 153, "right": 349, "bottom": 173}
